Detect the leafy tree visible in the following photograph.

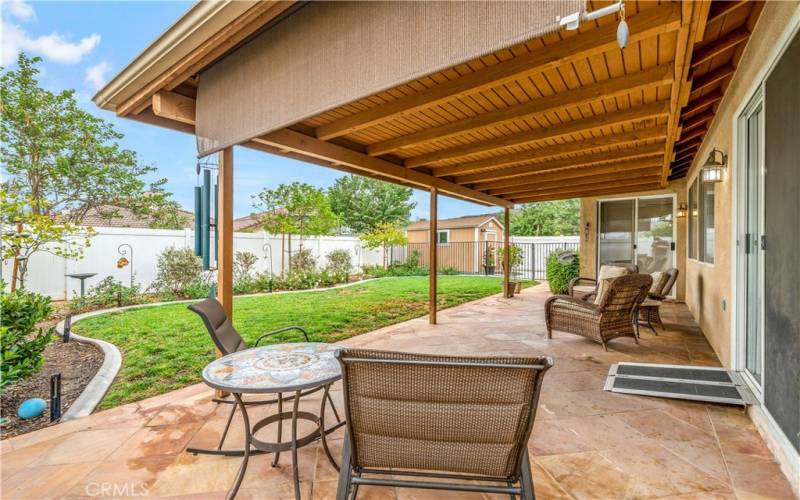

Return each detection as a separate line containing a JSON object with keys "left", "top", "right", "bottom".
{"left": 252, "top": 182, "right": 339, "bottom": 246}
{"left": 361, "top": 223, "right": 408, "bottom": 268}
{"left": 1, "top": 53, "right": 177, "bottom": 284}
{"left": 148, "top": 201, "right": 191, "bottom": 230}
{"left": 328, "top": 175, "right": 416, "bottom": 234}
{"left": 509, "top": 199, "right": 580, "bottom": 236}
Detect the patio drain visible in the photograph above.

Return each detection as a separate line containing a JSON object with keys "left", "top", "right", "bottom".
{"left": 604, "top": 362, "right": 757, "bottom": 406}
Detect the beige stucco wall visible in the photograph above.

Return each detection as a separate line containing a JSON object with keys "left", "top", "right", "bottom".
{"left": 579, "top": 182, "right": 687, "bottom": 301}
{"left": 681, "top": 1, "right": 799, "bottom": 368}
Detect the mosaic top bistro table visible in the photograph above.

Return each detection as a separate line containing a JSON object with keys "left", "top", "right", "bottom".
{"left": 200, "top": 342, "right": 345, "bottom": 500}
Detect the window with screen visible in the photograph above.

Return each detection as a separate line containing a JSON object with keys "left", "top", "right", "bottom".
{"left": 688, "top": 177, "right": 715, "bottom": 264}
{"left": 437, "top": 230, "right": 449, "bottom": 244}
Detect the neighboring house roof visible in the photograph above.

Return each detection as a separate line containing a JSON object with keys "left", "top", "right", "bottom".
{"left": 233, "top": 214, "right": 262, "bottom": 232}
{"left": 407, "top": 213, "right": 504, "bottom": 231}
{"left": 78, "top": 206, "right": 194, "bottom": 229}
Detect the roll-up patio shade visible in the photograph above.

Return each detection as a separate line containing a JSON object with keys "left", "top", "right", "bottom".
{"left": 195, "top": 0, "right": 584, "bottom": 157}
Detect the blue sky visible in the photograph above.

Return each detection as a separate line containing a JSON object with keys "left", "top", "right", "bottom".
{"left": 1, "top": 0, "right": 495, "bottom": 220}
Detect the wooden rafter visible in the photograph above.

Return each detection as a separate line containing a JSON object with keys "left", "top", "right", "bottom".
{"left": 405, "top": 100, "right": 670, "bottom": 168}
{"left": 454, "top": 143, "right": 665, "bottom": 185}
{"left": 676, "top": 128, "right": 707, "bottom": 146}
{"left": 659, "top": 0, "right": 709, "bottom": 186}
{"left": 690, "top": 64, "right": 735, "bottom": 95}
{"left": 706, "top": 0, "right": 749, "bottom": 26}
{"left": 683, "top": 91, "right": 723, "bottom": 118}
{"left": 505, "top": 174, "right": 663, "bottom": 200}
{"left": 471, "top": 157, "right": 665, "bottom": 192}
{"left": 682, "top": 110, "right": 715, "bottom": 131}
{"left": 511, "top": 180, "right": 662, "bottom": 203}
{"left": 366, "top": 64, "right": 674, "bottom": 157}
{"left": 313, "top": 3, "right": 682, "bottom": 141}
{"left": 430, "top": 126, "right": 667, "bottom": 177}
{"left": 690, "top": 27, "right": 750, "bottom": 69}
{"left": 486, "top": 166, "right": 662, "bottom": 196}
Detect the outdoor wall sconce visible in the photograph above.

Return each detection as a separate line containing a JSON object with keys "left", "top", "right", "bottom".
{"left": 583, "top": 222, "right": 591, "bottom": 241}
{"left": 701, "top": 148, "right": 727, "bottom": 183}
{"left": 676, "top": 202, "right": 688, "bottom": 218}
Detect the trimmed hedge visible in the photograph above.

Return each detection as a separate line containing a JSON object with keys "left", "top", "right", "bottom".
{"left": 546, "top": 249, "right": 580, "bottom": 294}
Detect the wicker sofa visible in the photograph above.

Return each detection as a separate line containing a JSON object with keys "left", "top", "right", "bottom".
{"left": 546, "top": 273, "right": 652, "bottom": 350}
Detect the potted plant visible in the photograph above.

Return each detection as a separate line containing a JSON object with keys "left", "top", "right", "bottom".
{"left": 483, "top": 250, "right": 496, "bottom": 275}
{"left": 502, "top": 245, "right": 524, "bottom": 296}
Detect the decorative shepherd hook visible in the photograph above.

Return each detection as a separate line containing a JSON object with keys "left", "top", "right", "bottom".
{"left": 117, "top": 243, "right": 134, "bottom": 288}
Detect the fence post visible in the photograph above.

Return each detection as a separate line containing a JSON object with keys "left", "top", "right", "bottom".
{"left": 531, "top": 243, "right": 536, "bottom": 281}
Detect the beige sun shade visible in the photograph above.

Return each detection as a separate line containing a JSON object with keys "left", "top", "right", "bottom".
{"left": 195, "top": 0, "right": 584, "bottom": 157}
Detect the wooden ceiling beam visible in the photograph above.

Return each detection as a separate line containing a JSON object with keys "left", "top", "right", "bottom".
{"left": 152, "top": 91, "right": 196, "bottom": 125}
{"left": 676, "top": 128, "right": 707, "bottom": 147}
{"left": 313, "top": 3, "right": 682, "bottom": 141}
{"left": 683, "top": 91, "right": 723, "bottom": 118}
{"left": 503, "top": 174, "right": 663, "bottom": 199}
{"left": 659, "top": 0, "right": 708, "bottom": 187}
{"left": 118, "top": 1, "right": 293, "bottom": 117}
{"left": 367, "top": 64, "right": 674, "bottom": 157}
{"left": 690, "top": 64, "right": 735, "bottom": 96}
{"left": 511, "top": 180, "right": 663, "bottom": 203}
{"left": 675, "top": 136, "right": 704, "bottom": 153}
{"left": 430, "top": 126, "right": 667, "bottom": 177}
{"left": 674, "top": 148, "right": 698, "bottom": 164}
{"left": 471, "top": 157, "right": 665, "bottom": 192}
{"left": 691, "top": 28, "right": 750, "bottom": 69}
{"left": 253, "top": 129, "right": 512, "bottom": 207}
{"left": 454, "top": 142, "right": 665, "bottom": 185}
{"left": 405, "top": 100, "right": 670, "bottom": 168}
{"left": 707, "top": 1, "right": 749, "bottom": 26}
{"left": 486, "top": 166, "right": 662, "bottom": 196}
{"left": 682, "top": 110, "right": 715, "bottom": 132}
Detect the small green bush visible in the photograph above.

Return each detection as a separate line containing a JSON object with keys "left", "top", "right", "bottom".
{"left": 70, "top": 276, "right": 144, "bottom": 312}
{"left": 183, "top": 279, "right": 213, "bottom": 299}
{"left": 0, "top": 286, "right": 54, "bottom": 392}
{"left": 325, "top": 249, "right": 352, "bottom": 283}
{"left": 546, "top": 249, "right": 580, "bottom": 294}
{"left": 152, "top": 246, "right": 205, "bottom": 297}
{"left": 439, "top": 266, "right": 459, "bottom": 275}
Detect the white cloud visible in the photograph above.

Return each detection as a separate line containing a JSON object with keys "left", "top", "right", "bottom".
{"left": 1, "top": 3, "right": 100, "bottom": 66}
{"left": 84, "top": 60, "right": 110, "bottom": 91}
{"left": 4, "top": 0, "right": 35, "bottom": 21}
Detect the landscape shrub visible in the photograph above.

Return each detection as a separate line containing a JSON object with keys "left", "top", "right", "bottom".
{"left": 152, "top": 246, "right": 206, "bottom": 298}
{"left": 546, "top": 249, "right": 580, "bottom": 294}
{"left": 234, "top": 251, "right": 258, "bottom": 284}
{"left": 439, "top": 266, "right": 459, "bottom": 275}
{"left": 252, "top": 272, "right": 274, "bottom": 293}
{"left": 324, "top": 249, "right": 352, "bottom": 283}
{"left": 0, "top": 286, "right": 54, "bottom": 392}
{"left": 363, "top": 251, "right": 428, "bottom": 278}
{"left": 71, "top": 276, "right": 144, "bottom": 311}
{"left": 183, "top": 279, "right": 213, "bottom": 299}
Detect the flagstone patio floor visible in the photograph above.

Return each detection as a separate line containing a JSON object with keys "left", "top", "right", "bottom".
{"left": 1, "top": 283, "right": 796, "bottom": 499}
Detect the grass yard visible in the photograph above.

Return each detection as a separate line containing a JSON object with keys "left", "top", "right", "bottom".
{"left": 74, "top": 276, "right": 527, "bottom": 409}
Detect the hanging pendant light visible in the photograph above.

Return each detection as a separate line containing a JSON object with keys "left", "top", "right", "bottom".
{"left": 617, "top": 2, "right": 629, "bottom": 49}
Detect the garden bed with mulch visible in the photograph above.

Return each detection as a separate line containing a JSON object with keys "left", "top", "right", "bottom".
{"left": 1, "top": 339, "right": 104, "bottom": 439}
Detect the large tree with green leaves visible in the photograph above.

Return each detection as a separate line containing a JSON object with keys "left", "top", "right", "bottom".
{"left": 509, "top": 199, "right": 580, "bottom": 236}
{"left": 252, "top": 182, "right": 339, "bottom": 246}
{"left": 328, "top": 175, "right": 416, "bottom": 235}
{"left": 1, "top": 54, "right": 180, "bottom": 284}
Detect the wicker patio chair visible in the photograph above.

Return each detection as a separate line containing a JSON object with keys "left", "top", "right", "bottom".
{"left": 638, "top": 268, "right": 679, "bottom": 333}
{"left": 187, "top": 298, "right": 340, "bottom": 457}
{"left": 568, "top": 263, "right": 639, "bottom": 301}
{"left": 334, "top": 348, "right": 553, "bottom": 500}
{"left": 546, "top": 274, "right": 652, "bottom": 350}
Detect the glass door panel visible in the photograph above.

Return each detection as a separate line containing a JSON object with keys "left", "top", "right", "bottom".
{"left": 744, "top": 102, "right": 763, "bottom": 384}
{"left": 598, "top": 199, "right": 635, "bottom": 267}
{"left": 636, "top": 197, "right": 675, "bottom": 274}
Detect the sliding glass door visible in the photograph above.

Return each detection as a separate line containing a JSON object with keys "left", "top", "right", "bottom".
{"left": 598, "top": 196, "right": 676, "bottom": 282}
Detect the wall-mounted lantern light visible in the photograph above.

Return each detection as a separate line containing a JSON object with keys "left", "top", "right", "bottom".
{"left": 701, "top": 148, "right": 727, "bottom": 183}
{"left": 676, "top": 202, "right": 688, "bottom": 218}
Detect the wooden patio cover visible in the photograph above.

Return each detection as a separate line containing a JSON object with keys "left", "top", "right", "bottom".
{"left": 103, "top": 0, "right": 763, "bottom": 323}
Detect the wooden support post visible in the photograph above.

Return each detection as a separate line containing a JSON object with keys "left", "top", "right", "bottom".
{"left": 217, "top": 147, "right": 234, "bottom": 325}
{"left": 429, "top": 188, "right": 438, "bottom": 325}
{"left": 503, "top": 207, "right": 511, "bottom": 298}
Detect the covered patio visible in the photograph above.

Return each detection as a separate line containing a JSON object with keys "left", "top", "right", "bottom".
{"left": 1, "top": 284, "right": 793, "bottom": 499}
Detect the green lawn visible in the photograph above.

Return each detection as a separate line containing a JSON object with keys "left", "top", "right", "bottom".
{"left": 74, "top": 276, "right": 526, "bottom": 409}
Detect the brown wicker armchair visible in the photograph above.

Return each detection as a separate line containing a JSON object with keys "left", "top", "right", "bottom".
{"left": 334, "top": 348, "right": 552, "bottom": 500}
{"left": 568, "top": 263, "right": 639, "bottom": 301}
{"left": 547, "top": 274, "right": 652, "bottom": 351}
{"left": 639, "top": 268, "right": 679, "bottom": 332}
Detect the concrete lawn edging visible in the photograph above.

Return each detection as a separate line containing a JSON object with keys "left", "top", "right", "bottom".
{"left": 55, "top": 277, "right": 388, "bottom": 420}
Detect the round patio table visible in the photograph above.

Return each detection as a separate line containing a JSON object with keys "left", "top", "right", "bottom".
{"left": 201, "top": 343, "right": 344, "bottom": 500}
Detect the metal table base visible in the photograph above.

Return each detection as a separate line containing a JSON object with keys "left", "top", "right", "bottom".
{"left": 227, "top": 385, "right": 343, "bottom": 500}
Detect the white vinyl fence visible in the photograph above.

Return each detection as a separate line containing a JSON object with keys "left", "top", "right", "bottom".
{"left": 2, "top": 227, "right": 384, "bottom": 300}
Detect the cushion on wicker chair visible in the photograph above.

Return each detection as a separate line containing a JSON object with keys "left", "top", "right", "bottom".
{"left": 598, "top": 265, "right": 631, "bottom": 281}
{"left": 649, "top": 271, "right": 667, "bottom": 294}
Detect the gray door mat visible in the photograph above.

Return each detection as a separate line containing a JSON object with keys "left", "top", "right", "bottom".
{"left": 604, "top": 362, "right": 757, "bottom": 406}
